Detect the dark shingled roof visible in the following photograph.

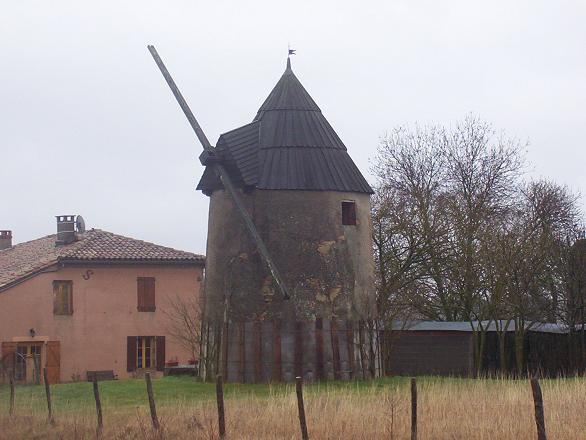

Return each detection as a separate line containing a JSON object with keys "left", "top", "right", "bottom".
{"left": 0, "top": 229, "right": 204, "bottom": 291}
{"left": 197, "top": 59, "right": 373, "bottom": 194}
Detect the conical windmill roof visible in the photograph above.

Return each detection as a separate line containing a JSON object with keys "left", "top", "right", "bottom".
{"left": 197, "top": 58, "right": 373, "bottom": 194}
{"left": 254, "top": 58, "right": 321, "bottom": 116}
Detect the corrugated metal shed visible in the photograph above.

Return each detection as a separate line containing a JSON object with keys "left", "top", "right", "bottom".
{"left": 197, "top": 58, "right": 373, "bottom": 194}
{"left": 392, "top": 320, "right": 570, "bottom": 334}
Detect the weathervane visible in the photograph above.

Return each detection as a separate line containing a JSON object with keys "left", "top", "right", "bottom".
{"left": 288, "top": 43, "right": 296, "bottom": 57}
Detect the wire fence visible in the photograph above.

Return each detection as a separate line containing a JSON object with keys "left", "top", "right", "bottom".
{"left": 1, "top": 371, "right": 551, "bottom": 440}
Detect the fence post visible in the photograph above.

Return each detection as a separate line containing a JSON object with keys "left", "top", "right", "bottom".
{"left": 9, "top": 373, "right": 15, "bottom": 417}
{"left": 295, "top": 376, "right": 309, "bottom": 440}
{"left": 530, "top": 377, "right": 547, "bottom": 440}
{"left": 92, "top": 375, "right": 103, "bottom": 437}
{"left": 216, "top": 374, "right": 226, "bottom": 439}
{"left": 411, "top": 378, "right": 417, "bottom": 440}
{"left": 145, "top": 372, "right": 160, "bottom": 431}
{"left": 43, "top": 367, "right": 55, "bottom": 425}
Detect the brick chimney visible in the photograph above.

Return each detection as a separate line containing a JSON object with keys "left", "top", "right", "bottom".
{"left": 56, "top": 215, "right": 76, "bottom": 245}
{"left": 0, "top": 230, "right": 12, "bottom": 250}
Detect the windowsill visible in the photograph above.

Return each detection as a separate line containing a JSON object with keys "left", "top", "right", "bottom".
{"left": 137, "top": 308, "right": 156, "bottom": 312}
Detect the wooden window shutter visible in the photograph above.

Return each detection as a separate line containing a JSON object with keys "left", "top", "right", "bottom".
{"left": 45, "top": 341, "right": 61, "bottom": 384}
{"left": 66, "top": 282, "right": 73, "bottom": 314}
{"left": 53, "top": 281, "right": 73, "bottom": 315}
{"left": 137, "top": 278, "right": 155, "bottom": 312}
{"left": 137, "top": 278, "right": 145, "bottom": 311}
{"left": 127, "top": 336, "right": 137, "bottom": 372}
{"left": 146, "top": 278, "right": 155, "bottom": 311}
{"left": 53, "top": 281, "right": 62, "bottom": 314}
{"left": 155, "top": 336, "right": 165, "bottom": 371}
{"left": 342, "top": 201, "right": 356, "bottom": 226}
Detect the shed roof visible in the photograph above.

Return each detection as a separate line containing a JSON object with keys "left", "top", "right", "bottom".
{"left": 392, "top": 321, "right": 570, "bottom": 334}
{"left": 0, "top": 229, "right": 204, "bottom": 292}
{"left": 197, "top": 58, "right": 373, "bottom": 194}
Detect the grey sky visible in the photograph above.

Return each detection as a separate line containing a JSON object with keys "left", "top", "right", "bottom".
{"left": 1, "top": 1, "right": 585, "bottom": 254}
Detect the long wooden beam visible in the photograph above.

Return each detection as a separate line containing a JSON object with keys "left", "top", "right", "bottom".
{"left": 147, "top": 45, "right": 290, "bottom": 300}
{"left": 147, "top": 45, "right": 213, "bottom": 151}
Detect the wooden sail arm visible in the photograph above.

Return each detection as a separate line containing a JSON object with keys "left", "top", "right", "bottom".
{"left": 147, "top": 45, "right": 290, "bottom": 300}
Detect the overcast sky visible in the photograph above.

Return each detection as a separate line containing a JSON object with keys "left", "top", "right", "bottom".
{"left": 1, "top": 1, "right": 585, "bottom": 255}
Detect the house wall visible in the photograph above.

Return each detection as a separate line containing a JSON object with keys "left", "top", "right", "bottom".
{"left": 0, "top": 264, "right": 203, "bottom": 382}
{"left": 388, "top": 331, "right": 474, "bottom": 376}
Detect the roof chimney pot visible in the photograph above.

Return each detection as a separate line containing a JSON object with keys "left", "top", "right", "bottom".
{"left": 56, "top": 215, "right": 76, "bottom": 246}
{"left": 0, "top": 230, "right": 12, "bottom": 250}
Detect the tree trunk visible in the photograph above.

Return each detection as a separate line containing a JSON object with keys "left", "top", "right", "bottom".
{"left": 472, "top": 327, "right": 487, "bottom": 377}
{"left": 515, "top": 329, "right": 525, "bottom": 377}
{"left": 477, "top": 330, "right": 486, "bottom": 376}
{"left": 498, "top": 331, "right": 507, "bottom": 374}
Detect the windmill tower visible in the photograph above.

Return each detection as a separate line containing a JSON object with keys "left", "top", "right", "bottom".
{"left": 149, "top": 49, "right": 376, "bottom": 382}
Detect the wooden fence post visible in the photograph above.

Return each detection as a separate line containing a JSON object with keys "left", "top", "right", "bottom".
{"left": 92, "top": 375, "right": 103, "bottom": 437}
{"left": 9, "top": 373, "right": 15, "bottom": 417}
{"left": 43, "top": 367, "right": 55, "bottom": 425}
{"left": 145, "top": 372, "right": 160, "bottom": 431}
{"left": 216, "top": 374, "right": 226, "bottom": 439}
{"left": 411, "top": 378, "right": 417, "bottom": 440}
{"left": 530, "top": 377, "right": 547, "bottom": 440}
{"left": 296, "top": 376, "right": 309, "bottom": 440}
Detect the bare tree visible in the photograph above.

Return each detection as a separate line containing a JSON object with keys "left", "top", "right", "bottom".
{"left": 373, "top": 124, "right": 452, "bottom": 321}
{"left": 163, "top": 294, "right": 203, "bottom": 368}
{"left": 372, "top": 116, "right": 583, "bottom": 376}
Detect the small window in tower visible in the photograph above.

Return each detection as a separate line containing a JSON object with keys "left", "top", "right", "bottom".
{"left": 341, "top": 201, "right": 357, "bottom": 226}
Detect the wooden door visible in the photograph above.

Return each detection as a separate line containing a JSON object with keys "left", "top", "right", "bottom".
{"left": 45, "top": 341, "right": 60, "bottom": 384}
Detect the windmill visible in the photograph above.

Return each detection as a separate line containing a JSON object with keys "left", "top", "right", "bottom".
{"left": 148, "top": 46, "right": 377, "bottom": 382}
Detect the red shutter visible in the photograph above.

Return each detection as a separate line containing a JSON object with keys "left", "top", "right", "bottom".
{"left": 67, "top": 282, "right": 73, "bottom": 315}
{"left": 53, "top": 282, "right": 60, "bottom": 314}
{"left": 137, "top": 278, "right": 155, "bottom": 312}
{"left": 156, "top": 336, "right": 165, "bottom": 371}
{"left": 137, "top": 278, "right": 145, "bottom": 311}
{"left": 46, "top": 341, "right": 61, "bottom": 384}
{"left": 127, "top": 336, "right": 137, "bottom": 372}
{"left": 146, "top": 278, "right": 156, "bottom": 311}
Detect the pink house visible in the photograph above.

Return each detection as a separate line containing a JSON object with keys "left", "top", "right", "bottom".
{"left": 0, "top": 216, "right": 204, "bottom": 383}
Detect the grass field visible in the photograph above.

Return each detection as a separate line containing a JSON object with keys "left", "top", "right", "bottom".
{"left": 1, "top": 375, "right": 586, "bottom": 439}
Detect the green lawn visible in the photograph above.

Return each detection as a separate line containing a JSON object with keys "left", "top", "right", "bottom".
{"left": 0, "top": 375, "right": 417, "bottom": 414}
{"left": 1, "top": 374, "right": 569, "bottom": 415}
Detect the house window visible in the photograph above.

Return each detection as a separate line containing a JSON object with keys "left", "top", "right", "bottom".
{"left": 137, "top": 277, "right": 156, "bottom": 312}
{"left": 341, "top": 201, "right": 357, "bottom": 225}
{"left": 137, "top": 336, "right": 157, "bottom": 369}
{"left": 53, "top": 280, "right": 73, "bottom": 315}
{"left": 127, "top": 336, "right": 165, "bottom": 371}
{"left": 14, "top": 344, "right": 41, "bottom": 383}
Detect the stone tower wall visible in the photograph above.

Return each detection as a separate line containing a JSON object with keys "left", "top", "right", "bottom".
{"left": 202, "top": 188, "right": 376, "bottom": 381}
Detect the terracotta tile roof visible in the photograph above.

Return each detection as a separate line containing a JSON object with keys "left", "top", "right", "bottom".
{"left": 0, "top": 229, "right": 204, "bottom": 290}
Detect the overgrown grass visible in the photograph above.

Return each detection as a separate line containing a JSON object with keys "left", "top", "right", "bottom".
{"left": 1, "top": 376, "right": 585, "bottom": 439}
